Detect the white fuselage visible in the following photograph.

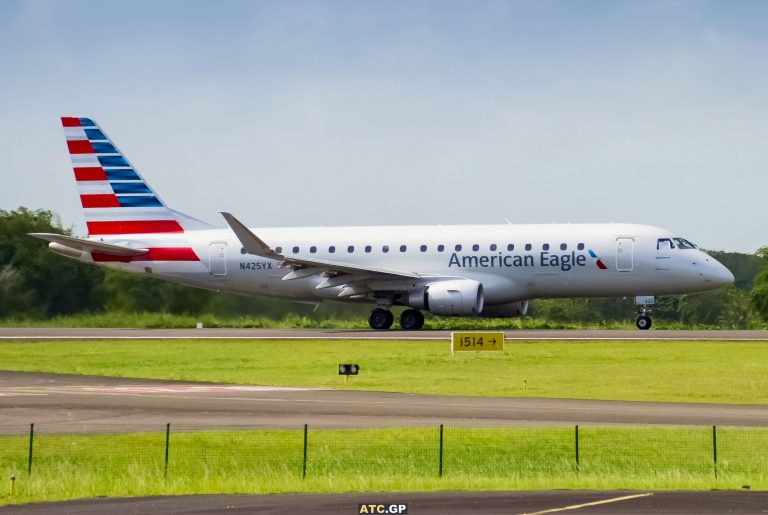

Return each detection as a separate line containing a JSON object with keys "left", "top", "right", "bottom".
{"left": 82, "top": 222, "right": 734, "bottom": 307}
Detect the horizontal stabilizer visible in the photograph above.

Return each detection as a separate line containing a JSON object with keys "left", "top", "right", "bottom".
{"left": 28, "top": 233, "right": 148, "bottom": 256}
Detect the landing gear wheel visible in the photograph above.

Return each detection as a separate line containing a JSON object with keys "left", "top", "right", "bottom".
{"left": 369, "top": 308, "right": 394, "bottom": 330}
{"left": 400, "top": 309, "right": 425, "bottom": 330}
{"left": 636, "top": 314, "right": 652, "bottom": 330}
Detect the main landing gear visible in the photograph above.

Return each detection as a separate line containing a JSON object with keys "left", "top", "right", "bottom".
{"left": 369, "top": 308, "right": 394, "bottom": 330}
{"left": 400, "top": 309, "right": 425, "bottom": 330}
{"left": 368, "top": 308, "right": 425, "bottom": 330}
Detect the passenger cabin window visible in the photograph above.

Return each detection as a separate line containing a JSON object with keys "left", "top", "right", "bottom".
{"left": 577, "top": 243, "right": 585, "bottom": 251}
{"left": 542, "top": 243, "right": 550, "bottom": 251}
{"left": 437, "top": 244, "right": 445, "bottom": 252}
{"left": 347, "top": 246, "right": 354, "bottom": 253}
{"left": 674, "top": 238, "right": 697, "bottom": 249}
{"left": 472, "top": 244, "right": 480, "bottom": 251}
{"left": 310, "top": 246, "right": 317, "bottom": 254}
{"left": 382, "top": 245, "right": 389, "bottom": 253}
{"left": 657, "top": 238, "right": 675, "bottom": 250}
{"left": 275, "top": 246, "right": 283, "bottom": 254}
{"left": 329, "top": 245, "right": 336, "bottom": 253}
{"left": 490, "top": 244, "right": 497, "bottom": 251}
{"left": 455, "top": 244, "right": 462, "bottom": 251}
{"left": 507, "top": 244, "right": 514, "bottom": 251}
{"left": 400, "top": 245, "right": 407, "bottom": 252}
{"left": 525, "top": 243, "right": 532, "bottom": 251}
{"left": 240, "top": 247, "right": 247, "bottom": 255}
{"left": 420, "top": 245, "right": 427, "bottom": 252}
{"left": 560, "top": 243, "right": 567, "bottom": 251}
{"left": 292, "top": 246, "right": 299, "bottom": 254}
{"left": 365, "top": 245, "right": 372, "bottom": 253}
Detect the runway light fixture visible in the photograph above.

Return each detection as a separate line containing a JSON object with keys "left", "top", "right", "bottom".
{"left": 339, "top": 364, "right": 360, "bottom": 376}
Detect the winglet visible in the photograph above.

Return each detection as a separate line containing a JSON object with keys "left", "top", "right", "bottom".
{"left": 220, "top": 212, "right": 283, "bottom": 260}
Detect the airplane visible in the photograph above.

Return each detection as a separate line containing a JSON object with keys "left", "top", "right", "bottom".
{"left": 30, "top": 117, "right": 735, "bottom": 331}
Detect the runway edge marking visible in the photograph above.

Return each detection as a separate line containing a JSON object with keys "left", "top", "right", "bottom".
{"left": 522, "top": 492, "right": 653, "bottom": 515}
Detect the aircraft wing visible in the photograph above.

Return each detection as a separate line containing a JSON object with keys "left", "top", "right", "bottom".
{"left": 28, "top": 233, "right": 148, "bottom": 256}
{"left": 220, "top": 212, "right": 420, "bottom": 280}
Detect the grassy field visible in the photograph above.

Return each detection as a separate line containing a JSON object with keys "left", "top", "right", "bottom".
{"left": 1, "top": 339, "right": 768, "bottom": 403}
{"left": 0, "top": 311, "right": 708, "bottom": 329}
{"left": 0, "top": 425, "right": 766, "bottom": 506}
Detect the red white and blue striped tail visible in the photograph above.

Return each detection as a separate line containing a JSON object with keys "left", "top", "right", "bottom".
{"left": 62, "top": 117, "right": 209, "bottom": 236}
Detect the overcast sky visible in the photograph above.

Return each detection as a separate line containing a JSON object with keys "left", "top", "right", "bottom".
{"left": 1, "top": 1, "right": 766, "bottom": 252}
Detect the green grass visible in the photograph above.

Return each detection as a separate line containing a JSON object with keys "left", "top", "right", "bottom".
{"left": 1, "top": 426, "right": 765, "bottom": 506}
{"left": 0, "top": 311, "right": 706, "bottom": 329}
{"left": 1, "top": 339, "right": 768, "bottom": 404}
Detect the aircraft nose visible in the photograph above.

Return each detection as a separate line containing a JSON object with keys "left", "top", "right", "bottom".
{"left": 706, "top": 260, "right": 735, "bottom": 287}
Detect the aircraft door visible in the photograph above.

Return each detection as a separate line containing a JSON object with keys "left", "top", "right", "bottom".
{"left": 209, "top": 242, "right": 227, "bottom": 276}
{"left": 615, "top": 238, "right": 634, "bottom": 272}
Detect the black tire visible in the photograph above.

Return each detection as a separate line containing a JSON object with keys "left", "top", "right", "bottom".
{"left": 369, "top": 308, "right": 394, "bottom": 330}
{"left": 413, "top": 310, "right": 424, "bottom": 330}
{"left": 636, "top": 315, "right": 652, "bottom": 330}
{"left": 384, "top": 310, "right": 394, "bottom": 329}
{"left": 400, "top": 309, "right": 425, "bottom": 330}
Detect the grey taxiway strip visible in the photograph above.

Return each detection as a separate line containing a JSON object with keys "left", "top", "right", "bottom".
{"left": 4, "top": 491, "right": 768, "bottom": 514}
{"left": 2, "top": 371, "right": 768, "bottom": 432}
{"left": 0, "top": 328, "right": 767, "bottom": 340}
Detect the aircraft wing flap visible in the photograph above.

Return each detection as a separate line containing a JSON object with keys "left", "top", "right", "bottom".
{"left": 282, "top": 255, "right": 419, "bottom": 279}
{"left": 28, "top": 233, "right": 148, "bottom": 256}
{"left": 220, "top": 212, "right": 420, "bottom": 280}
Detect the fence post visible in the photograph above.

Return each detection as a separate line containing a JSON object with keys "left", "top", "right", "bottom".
{"left": 575, "top": 425, "right": 579, "bottom": 471}
{"left": 438, "top": 424, "right": 444, "bottom": 478}
{"left": 164, "top": 423, "right": 170, "bottom": 477}
{"left": 302, "top": 424, "right": 308, "bottom": 479}
{"left": 712, "top": 425, "right": 717, "bottom": 479}
{"left": 27, "top": 423, "right": 34, "bottom": 475}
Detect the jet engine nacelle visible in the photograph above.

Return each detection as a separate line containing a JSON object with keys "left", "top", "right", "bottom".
{"left": 479, "top": 300, "right": 529, "bottom": 318}
{"left": 408, "top": 279, "right": 484, "bottom": 316}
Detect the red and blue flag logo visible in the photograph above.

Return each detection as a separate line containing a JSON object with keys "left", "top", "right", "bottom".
{"left": 588, "top": 249, "right": 608, "bottom": 270}
{"left": 62, "top": 117, "right": 184, "bottom": 236}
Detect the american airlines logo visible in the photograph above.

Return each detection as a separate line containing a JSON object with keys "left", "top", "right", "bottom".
{"left": 588, "top": 249, "right": 608, "bottom": 270}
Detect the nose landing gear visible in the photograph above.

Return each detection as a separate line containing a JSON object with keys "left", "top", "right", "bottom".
{"left": 636, "top": 312, "right": 652, "bottom": 330}
{"left": 634, "top": 296, "right": 655, "bottom": 330}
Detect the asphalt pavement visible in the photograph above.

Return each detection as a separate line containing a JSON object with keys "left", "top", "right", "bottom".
{"left": 2, "top": 370, "right": 768, "bottom": 432}
{"left": 3, "top": 491, "right": 768, "bottom": 514}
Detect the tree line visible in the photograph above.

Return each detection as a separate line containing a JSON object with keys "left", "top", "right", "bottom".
{"left": 1, "top": 207, "right": 767, "bottom": 327}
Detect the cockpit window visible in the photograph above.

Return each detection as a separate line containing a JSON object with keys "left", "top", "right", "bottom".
{"left": 657, "top": 238, "right": 675, "bottom": 250}
{"left": 673, "top": 238, "right": 697, "bottom": 249}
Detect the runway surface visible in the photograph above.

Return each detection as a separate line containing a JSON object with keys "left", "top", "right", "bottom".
{"left": 4, "top": 491, "right": 768, "bottom": 514}
{"left": 2, "top": 371, "right": 768, "bottom": 431}
{"left": 0, "top": 327, "right": 766, "bottom": 340}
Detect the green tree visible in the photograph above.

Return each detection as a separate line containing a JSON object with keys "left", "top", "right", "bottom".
{"left": 718, "top": 288, "right": 755, "bottom": 329}
{"left": 751, "top": 247, "right": 768, "bottom": 323}
{"left": 101, "top": 270, "right": 212, "bottom": 314}
{"left": 679, "top": 287, "right": 757, "bottom": 328}
{"left": 0, "top": 208, "right": 105, "bottom": 317}
{"left": 678, "top": 289, "right": 729, "bottom": 326}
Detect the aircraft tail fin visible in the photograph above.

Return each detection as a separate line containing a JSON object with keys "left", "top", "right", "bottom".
{"left": 61, "top": 117, "right": 211, "bottom": 236}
